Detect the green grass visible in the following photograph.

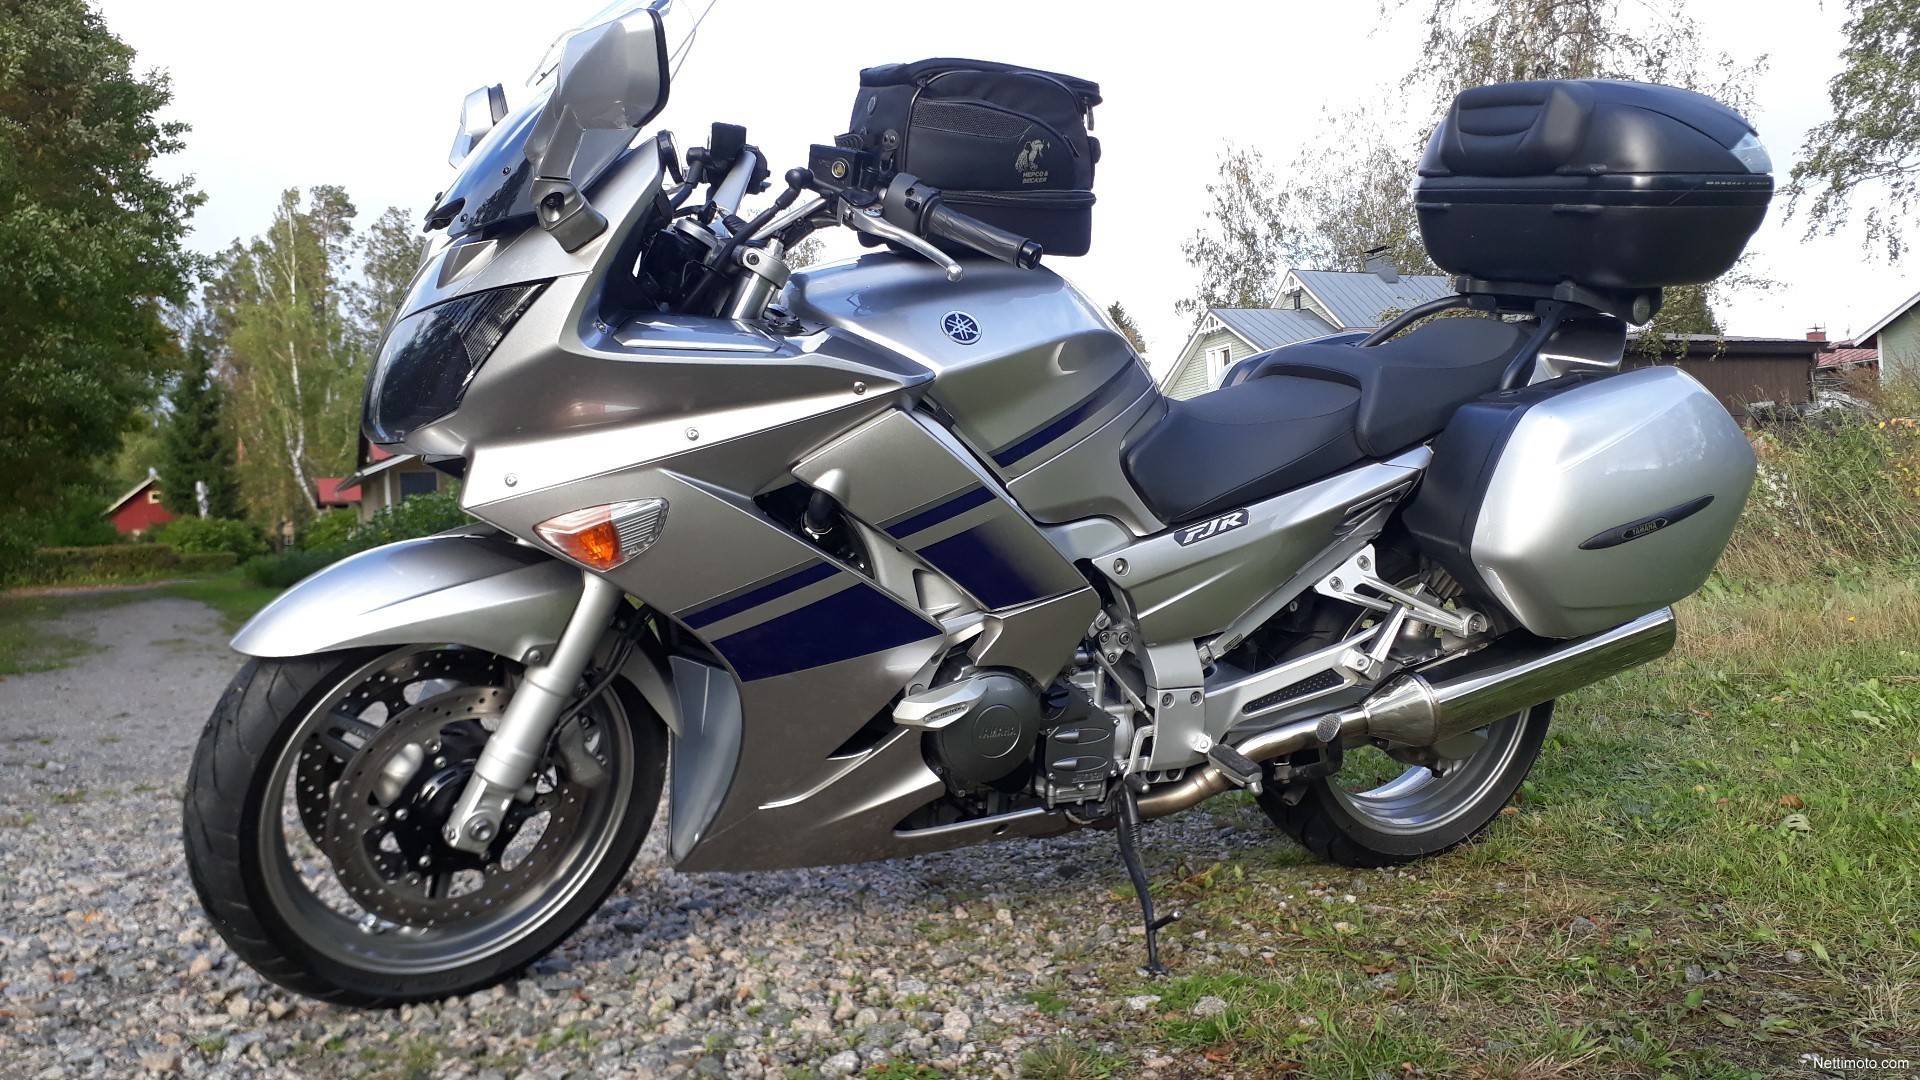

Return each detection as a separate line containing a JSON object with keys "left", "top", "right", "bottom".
{"left": 1085, "top": 570, "right": 1920, "bottom": 1077}
{"left": 157, "top": 569, "right": 281, "bottom": 631}
{"left": 0, "top": 569, "right": 279, "bottom": 674}
{"left": 1016, "top": 1038, "right": 1128, "bottom": 1080}
{"left": 0, "top": 592, "right": 121, "bottom": 675}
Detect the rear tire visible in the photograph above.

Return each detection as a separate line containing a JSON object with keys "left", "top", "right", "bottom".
{"left": 1257, "top": 702, "right": 1550, "bottom": 867}
{"left": 182, "top": 648, "right": 666, "bottom": 1006}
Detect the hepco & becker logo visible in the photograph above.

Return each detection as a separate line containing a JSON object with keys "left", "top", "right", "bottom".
{"left": 1015, "top": 139, "right": 1050, "bottom": 185}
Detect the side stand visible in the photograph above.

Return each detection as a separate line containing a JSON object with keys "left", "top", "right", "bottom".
{"left": 1113, "top": 781, "right": 1179, "bottom": 975}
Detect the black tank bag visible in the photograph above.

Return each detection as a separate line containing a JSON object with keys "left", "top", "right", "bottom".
{"left": 845, "top": 58, "right": 1101, "bottom": 256}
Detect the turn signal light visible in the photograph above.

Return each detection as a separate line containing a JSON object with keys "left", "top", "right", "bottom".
{"left": 534, "top": 499, "right": 666, "bottom": 570}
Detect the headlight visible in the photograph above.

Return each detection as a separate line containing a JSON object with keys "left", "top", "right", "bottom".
{"left": 362, "top": 282, "right": 547, "bottom": 445}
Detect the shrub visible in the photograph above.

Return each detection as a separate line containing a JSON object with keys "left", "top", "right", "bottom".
{"left": 248, "top": 492, "right": 472, "bottom": 587}
{"left": 301, "top": 510, "right": 359, "bottom": 551}
{"left": 349, "top": 491, "right": 470, "bottom": 548}
{"left": 177, "top": 552, "right": 238, "bottom": 573}
{"left": 3, "top": 544, "right": 182, "bottom": 587}
{"left": 243, "top": 547, "right": 349, "bottom": 589}
{"left": 1719, "top": 371, "right": 1920, "bottom": 583}
{"left": 152, "top": 516, "right": 269, "bottom": 559}
{"left": 41, "top": 496, "right": 122, "bottom": 547}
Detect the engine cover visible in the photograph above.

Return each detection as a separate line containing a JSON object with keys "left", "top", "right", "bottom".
{"left": 923, "top": 673, "right": 1042, "bottom": 791}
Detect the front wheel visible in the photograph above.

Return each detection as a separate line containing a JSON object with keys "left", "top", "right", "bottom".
{"left": 1257, "top": 702, "right": 1551, "bottom": 868}
{"left": 182, "top": 645, "right": 666, "bottom": 1005}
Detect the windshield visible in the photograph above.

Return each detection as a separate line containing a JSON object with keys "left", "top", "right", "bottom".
{"left": 530, "top": 0, "right": 714, "bottom": 87}
{"left": 427, "top": 0, "right": 713, "bottom": 239}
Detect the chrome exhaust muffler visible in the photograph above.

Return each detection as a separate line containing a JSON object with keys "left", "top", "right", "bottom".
{"left": 1137, "top": 607, "right": 1676, "bottom": 819}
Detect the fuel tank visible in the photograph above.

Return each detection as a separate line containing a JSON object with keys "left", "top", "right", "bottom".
{"left": 788, "top": 255, "right": 1164, "bottom": 534}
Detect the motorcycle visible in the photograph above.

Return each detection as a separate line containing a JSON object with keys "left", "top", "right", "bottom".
{"left": 182, "top": 0, "right": 1769, "bottom": 1004}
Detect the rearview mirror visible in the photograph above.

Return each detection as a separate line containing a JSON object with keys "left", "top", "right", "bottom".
{"left": 523, "top": 9, "right": 671, "bottom": 250}
{"left": 448, "top": 84, "right": 509, "bottom": 168}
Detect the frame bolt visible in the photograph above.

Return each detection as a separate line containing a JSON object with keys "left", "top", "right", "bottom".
{"left": 503, "top": 473, "right": 518, "bottom": 488}
{"left": 1112, "top": 558, "right": 1129, "bottom": 576}
{"left": 685, "top": 427, "right": 700, "bottom": 441}
{"left": 416, "top": 855, "right": 432, "bottom": 869}
{"left": 1190, "top": 691, "right": 1202, "bottom": 705}
{"left": 466, "top": 820, "right": 496, "bottom": 843}
{"left": 1160, "top": 692, "right": 1174, "bottom": 707}
{"left": 852, "top": 381, "right": 867, "bottom": 395}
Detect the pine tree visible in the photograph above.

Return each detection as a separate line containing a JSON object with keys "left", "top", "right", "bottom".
{"left": 158, "top": 317, "right": 240, "bottom": 519}
{"left": 1106, "top": 302, "right": 1149, "bottom": 355}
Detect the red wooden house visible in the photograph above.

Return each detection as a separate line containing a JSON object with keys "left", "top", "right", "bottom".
{"left": 103, "top": 475, "right": 174, "bottom": 537}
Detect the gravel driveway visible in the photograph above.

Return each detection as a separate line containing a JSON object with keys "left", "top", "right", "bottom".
{"left": 0, "top": 594, "right": 1274, "bottom": 1079}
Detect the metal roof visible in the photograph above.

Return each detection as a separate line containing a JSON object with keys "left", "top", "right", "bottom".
{"left": 1210, "top": 307, "right": 1339, "bottom": 350}
{"left": 1289, "top": 270, "right": 1453, "bottom": 329}
{"left": 1855, "top": 288, "right": 1920, "bottom": 343}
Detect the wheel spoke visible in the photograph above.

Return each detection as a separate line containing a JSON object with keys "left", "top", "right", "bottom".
{"left": 315, "top": 707, "right": 384, "bottom": 763}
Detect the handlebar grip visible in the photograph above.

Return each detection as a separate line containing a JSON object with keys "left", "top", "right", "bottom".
{"left": 923, "top": 199, "right": 1043, "bottom": 269}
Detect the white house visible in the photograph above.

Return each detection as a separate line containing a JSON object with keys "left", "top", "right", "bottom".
{"left": 1161, "top": 265, "right": 1453, "bottom": 399}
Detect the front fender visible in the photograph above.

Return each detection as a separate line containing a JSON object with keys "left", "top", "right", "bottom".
{"left": 231, "top": 533, "right": 582, "bottom": 662}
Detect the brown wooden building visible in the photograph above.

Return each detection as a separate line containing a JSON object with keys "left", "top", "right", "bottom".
{"left": 1624, "top": 334, "right": 1820, "bottom": 423}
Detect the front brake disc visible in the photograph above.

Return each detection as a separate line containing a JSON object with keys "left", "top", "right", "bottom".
{"left": 293, "top": 648, "right": 505, "bottom": 846}
{"left": 321, "top": 686, "right": 584, "bottom": 929}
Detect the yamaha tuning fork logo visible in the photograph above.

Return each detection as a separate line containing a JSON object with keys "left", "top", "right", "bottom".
{"left": 942, "top": 311, "right": 981, "bottom": 345}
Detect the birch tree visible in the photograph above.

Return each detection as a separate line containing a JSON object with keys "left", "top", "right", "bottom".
{"left": 214, "top": 187, "right": 361, "bottom": 530}
{"left": 1176, "top": 145, "right": 1295, "bottom": 317}
{"left": 1789, "top": 0, "right": 1920, "bottom": 261}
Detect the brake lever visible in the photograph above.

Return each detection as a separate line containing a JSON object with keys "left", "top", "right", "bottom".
{"left": 837, "top": 200, "right": 963, "bottom": 282}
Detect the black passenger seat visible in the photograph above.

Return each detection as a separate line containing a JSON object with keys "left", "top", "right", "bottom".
{"left": 1124, "top": 317, "right": 1529, "bottom": 524}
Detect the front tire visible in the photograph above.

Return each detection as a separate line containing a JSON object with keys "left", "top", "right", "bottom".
{"left": 182, "top": 647, "right": 666, "bottom": 1006}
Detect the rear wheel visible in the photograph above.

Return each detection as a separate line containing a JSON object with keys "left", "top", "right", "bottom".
{"left": 1255, "top": 549, "right": 1548, "bottom": 867}
{"left": 1257, "top": 703, "right": 1550, "bottom": 867}
{"left": 182, "top": 645, "right": 666, "bottom": 1005}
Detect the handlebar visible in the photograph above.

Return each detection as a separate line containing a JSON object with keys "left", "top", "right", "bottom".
{"left": 922, "top": 198, "right": 1043, "bottom": 270}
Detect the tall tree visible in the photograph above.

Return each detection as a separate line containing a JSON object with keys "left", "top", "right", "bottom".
{"left": 158, "top": 314, "right": 240, "bottom": 519}
{"left": 351, "top": 207, "right": 423, "bottom": 351}
{"left": 1107, "top": 302, "right": 1149, "bottom": 355}
{"left": 785, "top": 235, "right": 826, "bottom": 270}
{"left": 1176, "top": 145, "right": 1294, "bottom": 317}
{"left": 212, "top": 187, "right": 362, "bottom": 529}
{"left": 1258, "top": 0, "right": 1761, "bottom": 333}
{"left": 1283, "top": 105, "right": 1439, "bottom": 277}
{"left": 1789, "top": 0, "right": 1920, "bottom": 261}
{"left": 0, "top": 0, "right": 201, "bottom": 556}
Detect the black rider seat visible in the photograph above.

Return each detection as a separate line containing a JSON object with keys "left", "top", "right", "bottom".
{"left": 1124, "top": 317, "right": 1530, "bottom": 524}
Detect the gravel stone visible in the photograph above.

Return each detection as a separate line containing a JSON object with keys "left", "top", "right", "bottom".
{"left": 1191, "top": 995, "right": 1229, "bottom": 1018}
{"left": 0, "top": 592, "right": 1255, "bottom": 1077}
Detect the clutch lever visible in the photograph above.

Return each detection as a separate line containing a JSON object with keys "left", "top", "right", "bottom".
{"left": 836, "top": 198, "right": 963, "bottom": 282}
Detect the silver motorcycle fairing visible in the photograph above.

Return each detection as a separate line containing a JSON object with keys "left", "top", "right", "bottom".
{"left": 231, "top": 533, "right": 582, "bottom": 663}
{"left": 789, "top": 256, "right": 1164, "bottom": 535}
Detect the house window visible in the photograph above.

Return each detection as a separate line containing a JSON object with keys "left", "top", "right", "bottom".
{"left": 1209, "top": 346, "right": 1234, "bottom": 381}
{"left": 148, "top": 490, "right": 162, "bottom": 503}
{"left": 399, "top": 472, "right": 438, "bottom": 499}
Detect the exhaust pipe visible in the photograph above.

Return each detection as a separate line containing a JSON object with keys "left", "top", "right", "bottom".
{"left": 1137, "top": 607, "right": 1676, "bottom": 819}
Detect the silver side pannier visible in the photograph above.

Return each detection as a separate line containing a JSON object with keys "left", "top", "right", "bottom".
{"left": 1404, "top": 365, "right": 1757, "bottom": 638}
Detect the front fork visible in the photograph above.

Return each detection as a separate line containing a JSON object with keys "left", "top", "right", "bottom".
{"left": 442, "top": 572, "right": 626, "bottom": 854}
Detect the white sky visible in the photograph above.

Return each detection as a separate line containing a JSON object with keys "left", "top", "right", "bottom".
{"left": 97, "top": 0, "right": 1913, "bottom": 373}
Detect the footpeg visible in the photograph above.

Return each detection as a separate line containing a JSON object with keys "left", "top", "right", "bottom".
{"left": 1112, "top": 781, "right": 1179, "bottom": 975}
{"left": 1205, "top": 743, "right": 1264, "bottom": 795}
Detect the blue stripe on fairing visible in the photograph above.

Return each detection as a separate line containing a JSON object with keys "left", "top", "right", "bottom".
{"left": 710, "top": 581, "right": 940, "bottom": 681}
{"left": 679, "top": 561, "right": 838, "bottom": 629}
{"left": 915, "top": 525, "right": 1048, "bottom": 610}
{"left": 884, "top": 485, "right": 994, "bottom": 540}
{"left": 989, "top": 364, "right": 1147, "bottom": 468}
